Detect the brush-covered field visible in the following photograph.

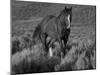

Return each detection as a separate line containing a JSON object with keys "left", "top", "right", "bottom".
{"left": 11, "top": 0, "right": 96, "bottom": 74}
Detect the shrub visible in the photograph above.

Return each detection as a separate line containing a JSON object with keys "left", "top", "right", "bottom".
{"left": 11, "top": 43, "right": 61, "bottom": 74}
{"left": 12, "top": 31, "right": 35, "bottom": 55}
{"left": 12, "top": 36, "right": 21, "bottom": 54}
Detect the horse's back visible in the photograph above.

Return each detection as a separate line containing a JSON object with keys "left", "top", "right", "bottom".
{"left": 33, "top": 15, "right": 55, "bottom": 38}
{"left": 40, "top": 15, "right": 55, "bottom": 28}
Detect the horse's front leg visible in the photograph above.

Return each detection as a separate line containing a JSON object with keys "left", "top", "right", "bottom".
{"left": 59, "top": 39, "right": 64, "bottom": 60}
{"left": 62, "top": 39, "right": 67, "bottom": 56}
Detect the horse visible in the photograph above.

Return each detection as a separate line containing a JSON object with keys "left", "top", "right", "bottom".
{"left": 33, "top": 6, "right": 72, "bottom": 58}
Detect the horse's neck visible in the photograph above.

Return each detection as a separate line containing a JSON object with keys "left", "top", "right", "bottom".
{"left": 57, "top": 14, "right": 66, "bottom": 24}
{"left": 56, "top": 15, "right": 66, "bottom": 30}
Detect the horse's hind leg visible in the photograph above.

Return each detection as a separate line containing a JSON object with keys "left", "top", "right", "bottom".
{"left": 40, "top": 33, "right": 48, "bottom": 52}
{"left": 44, "top": 33, "right": 48, "bottom": 51}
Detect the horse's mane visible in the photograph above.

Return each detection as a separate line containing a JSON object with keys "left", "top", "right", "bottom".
{"left": 56, "top": 7, "right": 72, "bottom": 29}
{"left": 40, "top": 15, "right": 55, "bottom": 26}
{"left": 56, "top": 8, "right": 68, "bottom": 30}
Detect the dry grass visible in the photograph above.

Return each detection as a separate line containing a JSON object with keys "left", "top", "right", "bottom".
{"left": 55, "top": 37, "right": 96, "bottom": 71}
{"left": 11, "top": 31, "right": 96, "bottom": 74}
{"left": 11, "top": 43, "right": 60, "bottom": 74}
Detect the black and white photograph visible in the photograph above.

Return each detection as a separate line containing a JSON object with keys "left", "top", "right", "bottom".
{"left": 11, "top": 0, "right": 96, "bottom": 74}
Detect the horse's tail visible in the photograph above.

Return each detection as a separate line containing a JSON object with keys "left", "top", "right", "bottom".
{"left": 33, "top": 24, "right": 41, "bottom": 39}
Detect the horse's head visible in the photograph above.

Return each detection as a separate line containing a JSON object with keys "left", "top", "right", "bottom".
{"left": 58, "top": 6, "right": 72, "bottom": 29}
{"left": 64, "top": 7, "right": 72, "bottom": 28}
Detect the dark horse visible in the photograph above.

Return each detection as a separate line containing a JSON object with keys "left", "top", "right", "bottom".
{"left": 33, "top": 7, "right": 72, "bottom": 58}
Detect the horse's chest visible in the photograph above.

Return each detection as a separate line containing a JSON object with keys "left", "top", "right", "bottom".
{"left": 61, "top": 28, "right": 70, "bottom": 37}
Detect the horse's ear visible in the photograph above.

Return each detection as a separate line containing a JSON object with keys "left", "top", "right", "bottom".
{"left": 65, "top": 6, "right": 68, "bottom": 11}
{"left": 65, "top": 6, "right": 72, "bottom": 11}
{"left": 70, "top": 7, "right": 72, "bottom": 11}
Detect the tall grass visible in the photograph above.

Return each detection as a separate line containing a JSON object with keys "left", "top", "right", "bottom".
{"left": 11, "top": 44, "right": 60, "bottom": 74}
{"left": 11, "top": 31, "right": 96, "bottom": 74}
{"left": 12, "top": 31, "right": 35, "bottom": 55}
{"left": 55, "top": 36, "right": 96, "bottom": 71}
